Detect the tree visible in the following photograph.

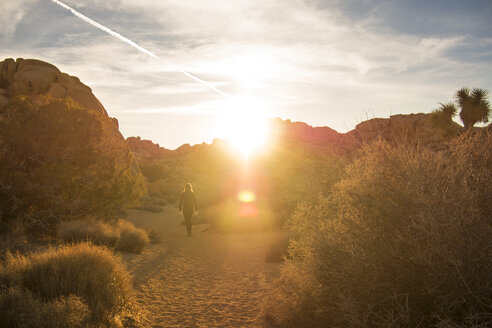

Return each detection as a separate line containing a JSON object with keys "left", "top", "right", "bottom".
{"left": 456, "top": 87, "right": 491, "bottom": 129}
{"left": 438, "top": 102, "right": 458, "bottom": 118}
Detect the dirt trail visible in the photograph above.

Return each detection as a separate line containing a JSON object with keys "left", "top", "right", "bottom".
{"left": 123, "top": 208, "right": 281, "bottom": 328}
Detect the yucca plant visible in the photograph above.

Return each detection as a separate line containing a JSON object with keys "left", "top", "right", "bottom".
{"left": 456, "top": 87, "right": 491, "bottom": 129}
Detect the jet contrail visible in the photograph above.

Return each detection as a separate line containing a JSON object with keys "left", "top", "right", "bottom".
{"left": 51, "top": 0, "right": 229, "bottom": 97}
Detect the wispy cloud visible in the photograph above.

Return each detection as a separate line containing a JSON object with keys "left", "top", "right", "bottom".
{"left": 0, "top": 0, "right": 39, "bottom": 40}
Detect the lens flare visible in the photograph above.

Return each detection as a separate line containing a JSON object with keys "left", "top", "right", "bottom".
{"left": 238, "top": 190, "right": 256, "bottom": 203}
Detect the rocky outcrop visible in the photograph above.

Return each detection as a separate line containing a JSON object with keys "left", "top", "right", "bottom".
{"left": 0, "top": 58, "right": 106, "bottom": 114}
{"left": 346, "top": 113, "right": 463, "bottom": 147}
{"left": 126, "top": 136, "right": 171, "bottom": 160}
{"left": 0, "top": 58, "right": 146, "bottom": 231}
{"left": 270, "top": 118, "right": 342, "bottom": 145}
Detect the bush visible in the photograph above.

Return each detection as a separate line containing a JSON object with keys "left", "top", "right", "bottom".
{"left": 57, "top": 218, "right": 119, "bottom": 247}
{"left": 0, "top": 286, "right": 89, "bottom": 328}
{"left": 58, "top": 219, "right": 149, "bottom": 253}
{"left": 0, "top": 95, "right": 145, "bottom": 233}
{"left": 0, "top": 243, "right": 140, "bottom": 326}
{"left": 265, "top": 132, "right": 492, "bottom": 327}
{"left": 116, "top": 220, "right": 149, "bottom": 253}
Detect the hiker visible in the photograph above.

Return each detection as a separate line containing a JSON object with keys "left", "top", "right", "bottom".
{"left": 179, "top": 183, "right": 198, "bottom": 236}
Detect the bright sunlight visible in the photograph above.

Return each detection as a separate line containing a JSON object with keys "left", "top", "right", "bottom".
{"left": 215, "top": 96, "right": 270, "bottom": 159}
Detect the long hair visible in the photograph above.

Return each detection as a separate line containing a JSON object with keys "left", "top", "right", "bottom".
{"left": 183, "top": 183, "right": 193, "bottom": 193}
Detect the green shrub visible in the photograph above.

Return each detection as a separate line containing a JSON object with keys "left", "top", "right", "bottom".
{"left": 265, "top": 132, "right": 492, "bottom": 327}
{"left": 116, "top": 220, "right": 149, "bottom": 253}
{"left": 0, "top": 243, "right": 139, "bottom": 326}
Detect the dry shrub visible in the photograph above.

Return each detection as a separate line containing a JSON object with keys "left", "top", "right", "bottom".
{"left": 0, "top": 243, "right": 140, "bottom": 326}
{"left": 57, "top": 218, "right": 149, "bottom": 253}
{"left": 0, "top": 286, "right": 89, "bottom": 328}
{"left": 0, "top": 96, "right": 145, "bottom": 233}
{"left": 57, "top": 218, "right": 119, "bottom": 247}
{"left": 265, "top": 132, "right": 492, "bottom": 327}
{"left": 116, "top": 220, "right": 150, "bottom": 253}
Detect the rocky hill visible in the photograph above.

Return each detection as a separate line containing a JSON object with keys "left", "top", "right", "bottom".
{"left": 127, "top": 112, "right": 463, "bottom": 161}
{"left": 0, "top": 58, "right": 145, "bottom": 232}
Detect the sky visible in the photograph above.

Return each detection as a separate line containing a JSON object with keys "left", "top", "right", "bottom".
{"left": 1, "top": 0, "right": 491, "bottom": 149}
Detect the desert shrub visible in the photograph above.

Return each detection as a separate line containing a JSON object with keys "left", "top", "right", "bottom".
{"left": 0, "top": 286, "right": 89, "bottom": 328}
{"left": 0, "top": 95, "right": 145, "bottom": 233}
{"left": 58, "top": 219, "right": 149, "bottom": 253}
{"left": 0, "top": 243, "right": 140, "bottom": 326}
{"left": 265, "top": 133, "right": 492, "bottom": 327}
{"left": 57, "top": 218, "right": 119, "bottom": 247}
{"left": 116, "top": 220, "right": 149, "bottom": 253}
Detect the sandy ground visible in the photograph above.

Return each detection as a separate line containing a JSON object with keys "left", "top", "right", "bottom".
{"left": 123, "top": 208, "right": 281, "bottom": 328}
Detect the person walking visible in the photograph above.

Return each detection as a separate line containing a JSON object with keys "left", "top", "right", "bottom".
{"left": 179, "top": 183, "right": 198, "bottom": 236}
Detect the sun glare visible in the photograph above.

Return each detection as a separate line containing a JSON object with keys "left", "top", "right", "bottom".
{"left": 238, "top": 190, "right": 256, "bottom": 203}
{"left": 215, "top": 96, "right": 270, "bottom": 159}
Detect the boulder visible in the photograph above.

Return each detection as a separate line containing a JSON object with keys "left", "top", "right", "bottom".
{"left": 13, "top": 64, "right": 59, "bottom": 94}
{"left": 47, "top": 82, "right": 66, "bottom": 98}
{"left": 0, "top": 58, "right": 107, "bottom": 114}
{"left": 111, "top": 117, "right": 119, "bottom": 129}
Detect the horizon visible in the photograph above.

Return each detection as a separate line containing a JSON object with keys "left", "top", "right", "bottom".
{"left": 1, "top": 0, "right": 492, "bottom": 148}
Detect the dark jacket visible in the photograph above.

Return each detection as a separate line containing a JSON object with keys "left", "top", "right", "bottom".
{"left": 179, "top": 191, "right": 197, "bottom": 215}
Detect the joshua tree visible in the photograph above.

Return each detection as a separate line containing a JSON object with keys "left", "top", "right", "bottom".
{"left": 455, "top": 87, "right": 491, "bottom": 129}
{"left": 438, "top": 102, "right": 458, "bottom": 119}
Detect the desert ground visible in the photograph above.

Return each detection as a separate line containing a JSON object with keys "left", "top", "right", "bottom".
{"left": 123, "top": 208, "right": 282, "bottom": 328}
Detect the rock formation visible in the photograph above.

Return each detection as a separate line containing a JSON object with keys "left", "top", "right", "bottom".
{"left": 0, "top": 58, "right": 107, "bottom": 114}
{"left": 126, "top": 136, "right": 171, "bottom": 160}
{"left": 0, "top": 58, "right": 145, "bottom": 231}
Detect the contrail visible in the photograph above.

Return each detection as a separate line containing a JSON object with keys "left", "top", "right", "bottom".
{"left": 51, "top": 0, "right": 229, "bottom": 97}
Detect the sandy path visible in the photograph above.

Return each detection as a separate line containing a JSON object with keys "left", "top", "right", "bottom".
{"left": 123, "top": 208, "right": 281, "bottom": 328}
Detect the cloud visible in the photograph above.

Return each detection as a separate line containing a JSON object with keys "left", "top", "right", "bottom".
{"left": 0, "top": 0, "right": 39, "bottom": 40}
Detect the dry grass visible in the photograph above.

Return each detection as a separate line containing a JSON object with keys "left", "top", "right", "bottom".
{"left": 0, "top": 242, "right": 142, "bottom": 327}
{"left": 58, "top": 218, "right": 149, "bottom": 253}
{"left": 264, "top": 131, "right": 492, "bottom": 327}
{"left": 116, "top": 220, "right": 150, "bottom": 253}
{"left": 57, "top": 218, "right": 119, "bottom": 247}
{"left": 0, "top": 286, "right": 89, "bottom": 328}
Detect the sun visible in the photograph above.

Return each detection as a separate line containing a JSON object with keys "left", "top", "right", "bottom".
{"left": 215, "top": 96, "right": 270, "bottom": 159}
